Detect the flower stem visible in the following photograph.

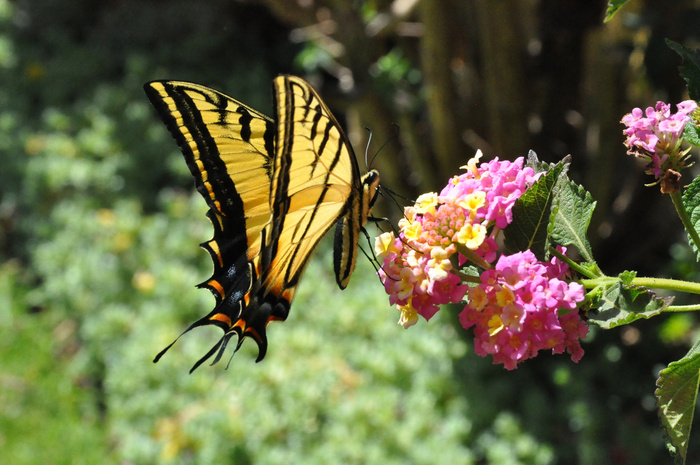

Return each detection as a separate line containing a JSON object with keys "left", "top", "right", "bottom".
{"left": 580, "top": 275, "right": 700, "bottom": 294}
{"left": 550, "top": 247, "right": 601, "bottom": 278}
{"left": 670, "top": 191, "right": 700, "bottom": 251}
{"left": 661, "top": 304, "right": 700, "bottom": 313}
{"left": 631, "top": 276, "right": 700, "bottom": 294}
{"left": 455, "top": 244, "right": 492, "bottom": 270}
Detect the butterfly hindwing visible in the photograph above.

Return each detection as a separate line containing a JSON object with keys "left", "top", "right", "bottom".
{"left": 262, "top": 76, "right": 362, "bottom": 299}
{"left": 268, "top": 77, "right": 380, "bottom": 290}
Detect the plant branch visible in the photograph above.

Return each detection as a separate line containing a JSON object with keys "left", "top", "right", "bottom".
{"left": 580, "top": 276, "right": 700, "bottom": 294}
{"left": 661, "top": 304, "right": 700, "bottom": 313}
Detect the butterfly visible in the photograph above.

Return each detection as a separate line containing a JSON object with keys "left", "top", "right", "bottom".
{"left": 144, "top": 75, "right": 380, "bottom": 371}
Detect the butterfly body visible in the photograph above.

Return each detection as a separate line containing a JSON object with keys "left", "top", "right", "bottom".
{"left": 144, "top": 76, "right": 379, "bottom": 370}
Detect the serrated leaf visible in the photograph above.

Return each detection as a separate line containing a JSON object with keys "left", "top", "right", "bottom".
{"left": 588, "top": 278, "right": 674, "bottom": 329}
{"left": 579, "top": 261, "right": 602, "bottom": 276}
{"left": 656, "top": 341, "right": 700, "bottom": 465}
{"left": 525, "top": 150, "right": 550, "bottom": 174}
{"left": 604, "top": 0, "right": 633, "bottom": 23}
{"left": 684, "top": 122, "right": 700, "bottom": 148}
{"left": 681, "top": 176, "right": 700, "bottom": 260}
{"left": 504, "top": 158, "right": 569, "bottom": 260}
{"left": 550, "top": 179, "right": 597, "bottom": 263}
{"left": 667, "top": 40, "right": 700, "bottom": 101}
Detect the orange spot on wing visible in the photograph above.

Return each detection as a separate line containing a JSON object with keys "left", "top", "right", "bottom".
{"left": 245, "top": 326, "right": 262, "bottom": 342}
{"left": 208, "top": 280, "right": 225, "bottom": 298}
{"left": 210, "top": 313, "right": 232, "bottom": 326}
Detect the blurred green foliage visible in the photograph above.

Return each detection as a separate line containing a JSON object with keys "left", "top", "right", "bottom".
{"left": 0, "top": 1, "right": 490, "bottom": 464}
{"left": 1, "top": 0, "right": 699, "bottom": 464}
{"left": 0, "top": 264, "right": 115, "bottom": 464}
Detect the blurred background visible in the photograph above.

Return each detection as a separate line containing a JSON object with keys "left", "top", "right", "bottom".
{"left": 1, "top": 0, "right": 700, "bottom": 464}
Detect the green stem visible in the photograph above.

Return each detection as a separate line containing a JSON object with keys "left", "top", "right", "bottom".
{"left": 455, "top": 243, "right": 493, "bottom": 270}
{"left": 550, "top": 247, "right": 600, "bottom": 278}
{"left": 661, "top": 304, "right": 700, "bottom": 313}
{"left": 630, "top": 277, "right": 700, "bottom": 293}
{"left": 552, "top": 245, "right": 700, "bottom": 295}
{"left": 580, "top": 276, "right": 700, "bottom": 294}
{"left": 670, "top": 191, "right": 700, "bottom": 251}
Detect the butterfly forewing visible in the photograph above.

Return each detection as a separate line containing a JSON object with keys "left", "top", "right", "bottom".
{"left": 144, "top": 81, "right": 275, "bottom": 266}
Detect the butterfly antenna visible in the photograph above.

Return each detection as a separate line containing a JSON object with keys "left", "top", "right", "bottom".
{"left": 382, "top": 184, "right": 414, "bottom": 204}
{"left": 367, "top": 123, "right": 400, "bottom": 169}
{"left": 377, "top": 188, "right": 412, "bottom": 219}
{"left": 364, "top": 128, "right": 373, "bottom": 170}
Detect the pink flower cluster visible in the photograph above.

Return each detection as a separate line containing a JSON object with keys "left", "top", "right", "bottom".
{"left": 376, "top": 152, "right": 538, "bottom": 326}
{"left": 376, "top": 151, "right": 589, "bottom": 368}
{"left": 440, "top": 152, "right": 540, "bottom": 229}
{"left": 621, "top": 100, "right": 697, "bottom": 179}
{"left": 459, "top": 249, "right": 587, "bottom": 370}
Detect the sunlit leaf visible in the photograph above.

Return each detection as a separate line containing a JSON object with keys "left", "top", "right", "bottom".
{"left": 587, "top": 274, "right": 674, "bottom": 329}
{"left": 682, "top": 176, "right": 700, "bottom": 260}
{"left": 550, "top": 178, "right": 597, "bottom": 264}
{"left": 667, "top": 40, "right": 700, "bottom": 101}
{"left": 656, "top": 341, "right": 700, "bottom": 465}
{"left": 684, "top": 122, "right": 700, "bottom": 148}
{"left": 504, "top": 157, "right": 569, "bottom": 260}
{"left": 604, "top": 0, "right": 634, "bottom": 23}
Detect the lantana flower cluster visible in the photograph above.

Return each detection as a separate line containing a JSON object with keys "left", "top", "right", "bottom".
{"left": 375, "top": 151, "right": 588, "bottom": 369}
{"left": 621, "top": 100, "right": 697, "bottom": 192}
{"left": 460, "top": 249, "right": 586, "bottom": 370}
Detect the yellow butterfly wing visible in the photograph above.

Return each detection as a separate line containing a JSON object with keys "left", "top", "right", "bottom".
{"left": 145, "top": 76, "right": 379, "bottom": 370}
{"left": 262, "top": 75, "right": 379, "bottom": 301}
{"left": 144, "top": 81, "right": 273, "bottom": 290}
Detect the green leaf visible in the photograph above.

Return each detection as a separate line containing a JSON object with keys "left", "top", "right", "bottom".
{"left": 667, "top": 40, "right": 700, "bottom": 101}
{"left": 618, "top": 270, "right": 637, "bottom": 285}
{"left": 578, "top": 261, "right": 602, "bottom": 277}
{"left": 524, "top": 149, "right": 549, "bottom": 174}
{"left": 604, "top": 0, "right": 634, "bottom": 23}
{"left": 587, "top": 274, "right": 674, "bottom": 329}
{"left": 504, "top": 157, "right": 569, "bottom": 260}
{"left": 656, "top": 341, "right": 700, "bottom": 465}
{"left": 681, "top": 176, "right": 700, "bottom": 260}
{"left": 550, "top": 178, "right": 597, "bottom": 264}
{"left": 684, "top": 122, "right": 700, "bottom": 148}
